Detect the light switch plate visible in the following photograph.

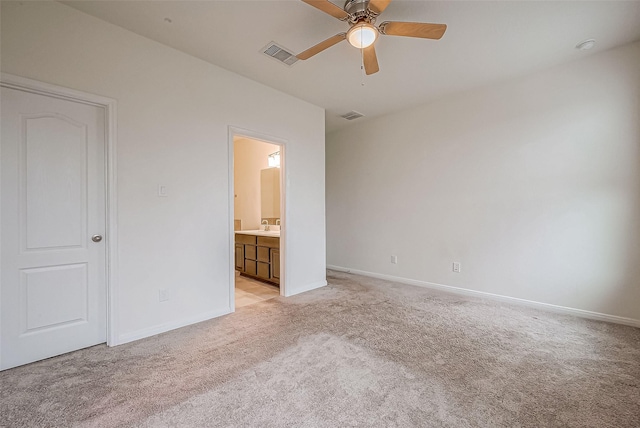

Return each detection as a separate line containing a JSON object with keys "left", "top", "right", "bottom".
{"left": 158, "top": 185, "right": 168, "bottom": 197}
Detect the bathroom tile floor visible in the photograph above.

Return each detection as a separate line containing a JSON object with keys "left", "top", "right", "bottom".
{"left": 235, "top": 271, "right": 280, "bottom": 308}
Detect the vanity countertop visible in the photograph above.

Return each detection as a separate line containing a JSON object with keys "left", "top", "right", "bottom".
{"left": 235, "top": 229, "right": 280, "bottom": 237}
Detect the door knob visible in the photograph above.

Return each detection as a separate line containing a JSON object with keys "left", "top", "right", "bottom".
{"left": 92, "top": 235, "right": 103, "bottom": 243}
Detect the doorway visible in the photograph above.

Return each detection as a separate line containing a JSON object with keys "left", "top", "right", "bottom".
{"left": 0, "top": 74, "right": 116, "bottom": 370}
{"left": 228, "top": 128, "right": 286, "bottom": 311}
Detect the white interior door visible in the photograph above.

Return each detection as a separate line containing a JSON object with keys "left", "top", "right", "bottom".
{"left": 1, "top": 86, "right": 107, "bottom": 370}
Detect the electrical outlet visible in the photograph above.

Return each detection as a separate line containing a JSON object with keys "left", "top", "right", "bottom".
{"left": 391, "top": 255, "right": 398, "bottom": 264}
{"left": 159, "top": 289, "right": 170, "bottom": 302}
{"left": 452, "top": 262, "right": 461, "bottom": 273}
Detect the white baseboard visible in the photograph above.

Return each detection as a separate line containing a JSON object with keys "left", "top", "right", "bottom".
{"left": 113, "top": 307, "right": 231, "bottom": 346}
{"left": 285, "top": 279, "right": 327, "bottom": 297}
{"left": 327, "top": 265, "right": 640, "bottom": 328}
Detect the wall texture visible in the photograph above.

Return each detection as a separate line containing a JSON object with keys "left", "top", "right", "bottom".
{"left": 1, "top": 1, "right": 326, "bottom": 344}
{"left": 234, "top": 138, "right": 280, "bottom": 231}
{"left": 327, "top": 41, "right": 640, "bottom": 323}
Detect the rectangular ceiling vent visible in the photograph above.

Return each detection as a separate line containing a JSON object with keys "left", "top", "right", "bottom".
{"left": 340, "top": 111, "right": 365, "bottom": 121}
{"left": 261, "top": 42, "right": 298, "bottom": 66}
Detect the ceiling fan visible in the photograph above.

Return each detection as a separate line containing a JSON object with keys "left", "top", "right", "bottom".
{"left": 296, "top": 0, "right": 447, "bottom": 75}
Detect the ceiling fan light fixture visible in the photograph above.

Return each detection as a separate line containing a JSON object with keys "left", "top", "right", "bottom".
{"left": 347, "top": 22, "right": 378, "bottom": 49}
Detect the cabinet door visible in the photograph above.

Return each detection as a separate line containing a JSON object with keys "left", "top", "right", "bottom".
{"left": 257, "top": 246, "right": 270, "bottom": 263}
{"left": 271, "top": 248, "right": 280, "bottom": 280}
{"left": 235, "top": 244, "right": 244, "bottom": 270}
{"left": 245, "top": 260, "right": 257, "bottom": 276}
{"left": 257, "top": 262, "right": 270, "bottom": 280}
{"left": 245, "top": 245, "right": 257, "bottom": 260}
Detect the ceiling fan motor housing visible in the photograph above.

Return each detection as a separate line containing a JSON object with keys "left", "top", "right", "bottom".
{"left": 345, "top": 0, "right": 379, "bottom": 24}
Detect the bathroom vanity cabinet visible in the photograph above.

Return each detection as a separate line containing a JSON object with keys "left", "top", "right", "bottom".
{"left": 235, "top": 233, "right": 280, "bottom": 286}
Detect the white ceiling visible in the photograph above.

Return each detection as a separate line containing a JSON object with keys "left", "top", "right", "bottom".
{"left": 63, "top": 0, "right": 640, "bottom": 133}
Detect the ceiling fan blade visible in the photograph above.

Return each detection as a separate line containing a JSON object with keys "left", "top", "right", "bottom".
{"left": 368, "top": 0, "right": 392, "bottom": 14}
{"left": 379, "top": 21, "right": 447, "bottom": 40}
{"left": 363, "top": 45, "right": 379, "bottom": 75}
{"left": 296, "top": 33, "right": 347, "bottom": 60}
{"left": 301, "top": 0, "right": 349, "bottom": 20}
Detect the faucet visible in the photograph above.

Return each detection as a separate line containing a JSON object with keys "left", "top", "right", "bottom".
{"left": 261, "top": 220, "right": 270, "bottom": 231}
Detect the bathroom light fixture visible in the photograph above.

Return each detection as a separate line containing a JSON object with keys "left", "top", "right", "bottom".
{"left": 268, "top": 151, "right": 281, "bottom": 168}
{"left": 347, "top": 22, "right": 378, "bottom": 49}
{"left": 575, "top": 39, "right": 596, "bottom": 50}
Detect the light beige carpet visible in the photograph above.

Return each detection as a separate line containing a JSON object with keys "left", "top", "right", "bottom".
{"left": 1, "top": 270, "right": 639, "bottom": 427}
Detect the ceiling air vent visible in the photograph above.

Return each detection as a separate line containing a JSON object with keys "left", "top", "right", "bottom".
{"left": 340, "top": 111, "right": 364, "bottom": 121}
{"left": 261, "top": 42, "right": 298, "bottom": 66}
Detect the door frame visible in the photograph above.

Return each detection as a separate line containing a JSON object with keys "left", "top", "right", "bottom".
{"left": 228, "top": 126, "right": 287, "bottom": 312}
{"left": 0, "top": 73, "right": 119, "bottom": 359}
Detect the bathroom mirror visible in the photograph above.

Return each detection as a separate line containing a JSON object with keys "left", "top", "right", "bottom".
{"left": 260, "top": 167, "right": 280, "bottom": 221}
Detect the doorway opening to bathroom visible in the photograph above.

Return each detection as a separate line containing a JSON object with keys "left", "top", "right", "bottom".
{"left": 229, "top": 129, "right": 285, "bottom": 311}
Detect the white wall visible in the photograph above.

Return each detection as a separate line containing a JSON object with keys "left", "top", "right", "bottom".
{"left": 327, "top": 41, "right": 640, "bottom": 323}
{"left": 234, "top": 138, "right": 279, "bottom": 231}
{"left": 1, "top": 1, "right": 326, "bottom": 343}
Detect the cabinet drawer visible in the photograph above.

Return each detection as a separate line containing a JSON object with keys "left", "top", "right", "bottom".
{"left": 235, "top": 234, "right": 257, "bottom": 245}
{"left": 257, "top": 262, "right": 270, "bottom": 280}
{"left": 244, "top": 260, "right": 257, "bottom": 276}
{"left": 257, "top": 246, "right": 270, "bottom": 263}
{"left": 257, "top": 236, "right": 279, "bottom": 248}
{"left": 245, "top": 245, "right": 256, "bottom": 260}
